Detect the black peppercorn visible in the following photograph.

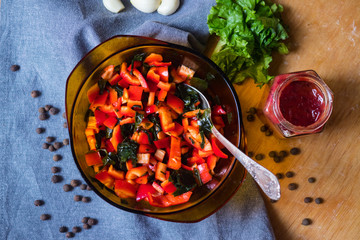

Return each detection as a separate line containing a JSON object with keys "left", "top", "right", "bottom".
{"left": 302, "top": 218, "right": 312, "bottom": 226}
{"left": 315, "top": 198, "right": 323, "bottom": 204}
{"left": 36, "top": 127, "right": 45, "bottom": 134}
{"left": 304, "top": 197, "right": 313, "bottom": 203}
{"left": 38, "top": 107, "right": 46, "bottom": 113}
{"left": 285, "top": 171, "right": 295, "bottom": 178}
{"left": 51, "top": 166, "right": 60, "bottom": 173}
{"left": 66, "top": 232, "right": 74, "bottom": 238}
{"left": 31, "top": 90, "right": 41, "bottom": 98}
{"left": 246, "top": 114, "right": 255, "bottom": 122}
{"left": 247, "top": 151, "right": 254, "bottom": 158}
{"left": 288, "top": 183, "right": 298, "bottom": 190}
{"left": 10, "top": 64, "right": 20, "bottom": 72}
{"left": 308, "top": 177, "right": 316, "bottom": 183}
{"left": 46, "top": 136, "right": 55, "bottom": 143}
{"left": 265, "top": 129, "right": 273, "bottom": 136}
{"left": 39, "top": 113, "right": 49, "bottom": 121}
{"left": 63, "top": 184, "right": 73, "bottom": 192}
{"left": 70, "top": 179, "right": 81, "bottom": 187}
{"left": 279, "top": 150, "right": 289, "bottom": 158}
{"left": 63, "top": 139, "right": 69, "bottom": 146}
{"left": 40, "top": 214, "right": 51, "bottom": 221}
{"left": 248, "top": 107, "right": 257, "bottom": 114}
{"left": 255, "top": 154, "right": 264, "bottom": 160}
{"left": 260, "top": 125, "right": 268, "bottom": 132}
{"left": 48, "top": 145, "right": 56, "bottom": 152}
{"left": 44, "top": 105, "right": 52, "bottom": 111}
{"left": 53, "top": 142, "right": 63, "bottom": 150}
{"left": 74, "top": 195, "right": 82, "bottom": 202}
{"left": 59, "top": 226, "right": 68, "bottom": 233}
{"left": 80, "top": 184, "right": 87, "bottom": 190}
{"left": 62, "top": 112, "right": 67, "bottom": 119}
{"left": 83, "top": 223, "right": 91, "bottom": 230}
{"left": 42, "top": 143, "right": 50, "bottom": 149}
{"left": 273, "top": 156, "right": 282, "bottom": 163}
{"left": 268, "top": 151, "right": 277, "bottom": 158}
{"left": 81, "top": 217, "right": 90, "bottom": 224}
{"left": 82, "top": 197, "right": 91, "bottom": 203}
{"left": 87, "top": 218, "right": 97, "bottom": 226}
{"left": 72, "top": 226, "right": 81, "bottom": 233}
{"left": 275, "top": 173, "right": 284, "bottom": 179}
{"left": 53, "top": 154, "right": 62, "bottom": 162}
{"left": 34, "top": 199, "right": 44, "bottom": 206}
{"left": 290, "top": 147, "right": 301, "bottom": 155}
{"left": 86, "top": 185, "right": 92, "bottom": 191}
{"left": 270, "top": 199, "right": 277, "bottom": 203}
{"left": 51, "top": 175, "right": 62, "bottom": 183}
{"left": 49, "top": 107, "right": 59, "bottom": 115}
{"left": 63, "top": 122, "right": 68, "bottom": 128}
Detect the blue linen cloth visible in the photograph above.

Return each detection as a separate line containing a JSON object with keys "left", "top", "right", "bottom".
{"left": 0, "top": 0, "right": 275, "bottom": 239}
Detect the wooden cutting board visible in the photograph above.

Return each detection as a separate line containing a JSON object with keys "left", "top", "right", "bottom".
{"left": 207, "top": 0, "right": 360, "bottom": 239}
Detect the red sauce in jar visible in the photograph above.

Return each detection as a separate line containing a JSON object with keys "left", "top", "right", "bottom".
{"left": 279, "top": 80, "right": 325, "bottom": 127}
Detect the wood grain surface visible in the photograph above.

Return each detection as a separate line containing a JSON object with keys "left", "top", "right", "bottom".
{"left": 209, "top": 0, "right": 360, "bottom": 239}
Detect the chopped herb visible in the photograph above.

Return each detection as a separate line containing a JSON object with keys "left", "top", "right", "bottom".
{"left": 101, "top": 151, "right": 117, "bottom": 167}
{"left": 94, "top": 130, "right": 106, "bottom": 149}
{"left": 130, "top": 53, "right": 146, "bottom": 75}
{"left": 117, "top": 140, "right": 138, "bottom": 166}
{"left": 169, "top": 169, "right": 197, "bottom": 196}
{"left": 121, "top": 123, "right": 135, "bottom": 138}
{"left": 105, "top": 127, "right": 114, "bottom": 139}
{"left": 148, "top": 113, "right": 162, "bottom": 141}
{"left": 176, "top": 84, "right": 201, "bottom": 112}
{"left": 98, "top": 78, "right": 107, "bottom": 95}
{"left": 193, "top": 168, "right": 203, "bottom": 186}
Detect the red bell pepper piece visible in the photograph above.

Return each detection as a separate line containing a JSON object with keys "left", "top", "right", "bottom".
{"left": 118, "top": 77, "right": 130, "bottom": 88}
{"left": 212, "top": 105, "right": 227, "bottom": 115}
{"left": 138, "top": 131, "right": 152, "bottom": 145}
{"left": 132, "top": 68, "right": 148, "bottom": 89}
{"left": 145, "top": 105, "right": 158, "bottom": 115}
{"left": 128, "top": 85, "right": 144, "bottom": 101}
{"left": 155, "top": 162, "right": 167, "bottom": 181}
{"left": 125, "top": 166, "right": 148, "bottom": 180}
{"left": 144, "top": 53, "right": 163, "bottom": 63}
{"left": 120, "top": 106, "right": 136, "bottom": 117}
{"left": 158, "top": 107, "right": 175, "bottom": 132}
{"left": 157, "top": 81, "right": 171, "bottom": 91}
{"left": 168, "top": 136, "right": 181, "bottom": 170}
{"left": 146, "top": 67, "right": 160, "bottom": 83}
{"left": 156, "top": 66, "right": 169, "bottom": 82}
{"left": 120, "top": 62, "right": 141, "bottom": 86}
{"left": 157, "top": 89, "right": 168, "bottom": 102}
{"left": 119, "top": 117, "right": 135, "bottom": 125}
{"left": 181, "top": 164, "right": 193, "bottom": 171}
{"left": 197, "top": 163, "right": 212, "bottom": 184}
{"left": 165, "top": 191, "right": 193, "bottom": 206}
{"left": 105, "top": 138, "right": 116, "bottom": 152}
{"left": 110, "top": 124, "right": 123, "bottom": 151}
{"left": 161, "top": 181, "right": 177, "bottom": 194}
{"left": 212, "top": 115, "right": 225, "bottom": 128}
{"left": 108, "top": 87, "right": 118, "bottom": 105}
{"left": 135, "top": 174, "right": 149, "bottom": 185}
{"left": 108, "top": 73, "right": 121, "bottom": 86}
{"left": 207, "top": 154, "right": 219, "bottom": 173}
{"left": 87, "top": 83, "right": 100, "bottom": 103}
{"left": 153, "top": 136, "right": 171, "bottom": 149}
{"left": 211, "top": 136, "right": 228, "bottom": 158}
{"left": 101, "top": 65, "right": 114, "bottom": 80}
{"left": 166, "top": 94, "right": 184, "bottom": 114}
{"left": 148, "top": 61, "right": 172, "bottom": 67}
{"left": 94, "top": 109, "right": 107, "bottom": 127}
{"left": 103, "top": 116, "right": 118, "bottom": 129}
{"left": 95, "top": 171, "right": 115, "bottom": 188}
{"left": 138, "top": 144, "right": 156, "bottom": 153}
{"left": 171, "top": 68, "right": 185, "bottom": 83}
{"left": 85, "top": 151, "right": 103, "bottom": 166}
{"left": 114, "top": 179, "right": 137, "bottom": 198}
{"left": 136, "top": 184, "right": 157, "bottom": 202}
{"left": 167, "top": 122, "right": 184, "bottom": 137}
{"left": 108, "top": 165, "right": 125, "bottom": 180}
{"left": 147, "top": 194, "right": 171, "bottom": 208}
{"left": 177, "top": 65, "right": 195, "bottom": 80}
{"left": 89, "top": 91, "right": 109, "bottom": 111}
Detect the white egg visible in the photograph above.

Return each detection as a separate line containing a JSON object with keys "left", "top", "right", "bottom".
{"left": 103, "top": 0, "right": 125, "bottom": 13}
{"left": 157, "top": 0, "right": 180, "bottom": 16}
{"left": 130, "top": 0, "right": 161, "bottom": 13}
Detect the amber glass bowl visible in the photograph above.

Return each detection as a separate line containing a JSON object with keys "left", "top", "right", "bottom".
{"left": 65, "top": 35, "right": 246, "bottom": 222}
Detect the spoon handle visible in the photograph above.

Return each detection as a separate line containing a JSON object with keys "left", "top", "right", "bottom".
{"left": 212, "top": 127, "right": 281, "bottom": 200}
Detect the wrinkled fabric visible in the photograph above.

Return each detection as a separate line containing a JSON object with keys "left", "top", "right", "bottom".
{"left": 0, "top": 0, "right": 275, "bottom": 239}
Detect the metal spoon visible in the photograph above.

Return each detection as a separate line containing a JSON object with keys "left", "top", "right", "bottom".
{"left": 185, "top": 84, "right": 281, "bottom": 200}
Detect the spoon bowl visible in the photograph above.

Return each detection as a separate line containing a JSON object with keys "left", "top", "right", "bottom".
{"left": 185, "top": 84, "right": 281, "bottom": 200}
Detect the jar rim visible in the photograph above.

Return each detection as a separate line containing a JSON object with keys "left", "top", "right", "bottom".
{"left": 272, "top": 71, "right": 334, "bottom": 134}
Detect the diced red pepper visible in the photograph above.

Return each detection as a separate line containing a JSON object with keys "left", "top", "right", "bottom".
{"left": 87, "top": 83, "right": 100, "bottom": 103}
{"left": 144, "top": 53, "right": 163, "bottom": 63}
{"left": 85, "top": 151, "right": 103, "bottom": 166}
{"left": 167, "top": 122, "right": 184, "bottom": 137}
{"left": 125, "top": 166, "right": 148, "bottom": 180}
{"left": 108, "top": 165, "right": 125, "bottom": 180}
{"left": 165, "top": 191, "right": 192, "bottom": 206}
{"left": 212, "top": 115, "right": 225, "bottom": 128}
{"left": 108, "top": 73, "right": 121, "bottom": 86}
{"left": 211, "top": 136, "right": 228, "bottom": 158}
{"left": 105, "top": 138, "right": 116, "bottom": 152}
{"left": 146, "top": 67, "right": 160, "bottom": 83}
{"left": 157, "top": 89, "right": 168, "bottom": 102}
{"left": 166, "top": 94, "right": 184, "bottom": 114}
{"left": 138, "top": 131, "right": 152, "bottom": 145}
{"left": 95, "top": 171, "right": 115, "bottom": 188}
{"left": 161, "top": 181, "right": 177, "bottom": 194}
{"left": 148, "top": 61, "right": 172, "bottom": 67}
{"left": 152, "top": 181, "right": 164, "bottom": 194}
{"left": 158, "top": 107, "right": 175, "bottom": 132}
{"left": 89, "top": 91, "right": 109, "bottom": 111}
{"left": 181, "top": 164, "right": 193, "bottom": 171}
{"left": 177, "top": 65, "right": 195, "bottom": 80}
{"left": 147, "top": 194, "right": 171, "bottom": 208}
{"left": 207, "top": 154, "right": 219, "bottom": 173}
{"left": 155, "top": 162, "right": 167, "bottom": 181}
{"left": 114, "top": 179, "right": 137, "bottom": 198}
{"left": 145, "top": 104, "right": 158, "bottom": 115}
{"left": 101, "top": 65, "right": 115, "bottom": 80}
{"left": 153, "top": 137, "right": 171, "bottom": 149}
{"left": 110, "top": 124, "right": 123, "bottom": 151}
{"left": 168, "top": 136, "right": 181, "bottom": 170}
{"left": 94, "top": 109, "right": 107, "bottom": 127}
{"left": 119, "top": 117, "right": 135, "bottom": 125}
{"left": 157, "top": 81, "right": 171, "bottom": 91}
{"left": 120, "top": 106, "right": 136, "bottom": 117}
{"left": 135, "top": 174, "right": 149, "bottom": 185}
{"left": 197, "top": 163, "right": 212, "bottom": 184}
{"left": 128, "top": 85, "right": 144, "bottom": 101}
{"left": 156, "top": 66, "right": 169, "bottom": 82}
{"left": 118, "top": 77, "right": 130, "bottom": 88}
{"left": 138, "top": 144, "right": 156, "bottom": 153}
{"left": 120, "top": 62, "right": 141, "bottom": 86}
{"left": 103, "top": 116, "right": 118, "bottom": 129}
{"left": 136, "top": 184, "right": 157, "bottom": 202}
{"left": 108, "top": 87, "right": 118, "bottom": 105}
{"left": 132, "top": 68, "right": 148, "bottom": 89}
{"left": 212, "top": 105, "right": 227, "bottom": 115}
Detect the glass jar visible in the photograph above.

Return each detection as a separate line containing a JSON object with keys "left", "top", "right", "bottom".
{"left": 262, "top": 70, "right": 334, "bottom": 138}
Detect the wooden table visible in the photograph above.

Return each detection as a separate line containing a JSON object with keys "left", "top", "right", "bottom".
{"left": 208, "top": 0, "right": 360, "bottom": 239}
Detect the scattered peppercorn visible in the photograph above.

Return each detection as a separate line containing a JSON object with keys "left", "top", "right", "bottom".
{"left": 34, "top": 199, "right": 44, "bottom": 206}
{"left": 38, "top": 107, "right": 46, "bottom": 113}
{"left": 36, "top": 127, "right": 45, "bottom": 134}
{"left": 290, "top": 147, "right": 301, "bottom": 155}
{"left": 62, "top": 112, "right": 67, "bottom": 119}
{"left": 83, "top": 224, "right": 91, "bottom": 230}
{"left": 87, "top": 218, "right": 97, "bottom": 226}
{"left": 59, "top": 226, "right": 68, "bottom": 233}
{"left": 275, "top": 173, "right": 284, "bottom": 179}
{"left": 48, "top": 145, "right": 56, "bottom": 152}
{"left": 40, "top": 214, "right": 51, "bottom": 221}
{"left": 74, "top": 195, "right": 82, "bottom": 202}
{"left": 51, "top": 175, "right": 63, "bottom": 183}
{"left": 246, "top": 114, "right": 255, "bottom": 122}
{"left": 63, "top": 122, "right": 68, "bottom": 128}
{"left": 63, "top": 139, "right": 69, "bottom": 146}
{"left": 279, "top": 150, "right": 289, "bottom": 158}
{"left": 86, "top": 185, "right": 92, "bottom": 191}
{"left": 72, "top": 226, "right": 81, "bottom": 233}
{"left": 49, "top": 107, "right": 59, "bottom": 115}
{"left": 315, "top": 198, "right": 323, "bottom": 204}
{"left": 42, "top": 143, "right": 50, "bottom": 149}
{"left": 51, "top": 166, "right": 60, "bottom": 173}
{"left": 308, "top": 177, "right": 316, "bottom": 183}
{"left": 10, "top": 64, "right": 20, "bottom": 72}
{"left": 265, "top": 129, "right": 273, "bottom": 136}
{"left": 255, "top": 154, "right": 264, "bottom": 160}
{"left": 273, "top": 156, "right": 282, "bottom": 163}
{"left": 288, "top": 183, "right": 298, "bottom": 190}
{"left": 304, "top": 197, "right": 313, "bottom": 203}
{"left": 63, "top": 184, "right": 73, "bottom": 192}
{"left": 53, "top": 154, "right": 62, "bottom": 162}
{"left": 260, "top": 125, "right": 268, "bottom": 132}
{"left": 302, "top": 218, "right": 312, "bottom": 226}
{"left": 81, "top": 217, "right": 90, "bottom": 224}
{"left": 53, "top": 142, "right": 63, "bottom": 150}
{"left": 268, "top": 151, "right": 277, "bottom": 158}
{"left": 80, "top": 184, "right": 87, "bottom": 190}
{"left": 44, "top": 105, "right": 52, "bottom": 111}
{"left": 82, "top": 197, "right": 91, "bottom": 203}
{"left": 285, "top": 171, "right": 295, "bottom": 178}
{"left": 66, "top": 232, "right": 74, "bottom": 238}
{"left": 70, "top": 179, "right": 81, "bottom": 187}
{"left": 46, "top": 136, "right": 55, "bottom": 143}
{"left": 247, "top": 151, "right": 254, "bottom": 158}
{"left": 31, "top": 90, "right": 41, "bottom": 98}
{"left": 248, "top": 107, "right": 257, "bottom": 115}
{"left": 39, "top": 113, "right": 49, "bottom": 121}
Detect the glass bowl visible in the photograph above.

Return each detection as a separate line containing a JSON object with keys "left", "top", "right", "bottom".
{"left": 65, "top": 35, "right": 246, "bottom": 222}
